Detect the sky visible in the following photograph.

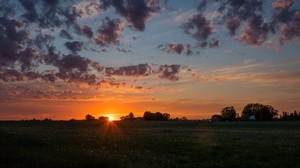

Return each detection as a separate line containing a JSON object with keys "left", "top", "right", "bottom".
{"left": 0, "top": 0, "right": 300, "bottom": 120}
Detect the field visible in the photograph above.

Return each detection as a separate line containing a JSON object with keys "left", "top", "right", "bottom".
{"left": 0, "top": 121, "right": 299, "bottom": 168}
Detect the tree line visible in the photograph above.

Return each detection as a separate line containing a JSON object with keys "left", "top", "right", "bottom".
{"left": 214, "top": 103, "right": 300, "bottom": 121}
{"left": 120, "top": 111, "right": 171, "bottom": 121}
{"left": 84, "top": 111, "right": 172, "bottom": 122}
{"left": 83, "top": 103, "right": 299, "bottom": 122}
{"left": 85, "top": 114, "right": 109, "bottom": 121}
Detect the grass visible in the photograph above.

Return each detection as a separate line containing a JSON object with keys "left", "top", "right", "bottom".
{"left": 0, "top": 120, "right": 299, "bottom": 168}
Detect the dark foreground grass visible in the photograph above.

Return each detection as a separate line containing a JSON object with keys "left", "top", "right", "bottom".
{"left": 0, "top": 121, "right": 299, "bottom": 168}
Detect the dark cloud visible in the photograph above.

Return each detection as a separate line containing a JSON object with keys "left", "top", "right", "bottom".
{"left": 280, "top": 12, "right": 300, "bottom": 41}
{"left": 186, "top": 44, "right": 193, "bottom": 55}
{"left": 271, "top": 0, "right": 300, "bottom": 43}
{"left": 107, "top": 0, "right": 160, "bottom": 31}
{"left": 0, "top": 68, "right": 24, "bottom": 82}
{"left": 0, "top": 68, "right": 56, "bottom": 83}
{"left": 156, "top": 64, "right": 181, "bottom": 81}
{"left": 18, "top": 47, "right": 41, "bottom": 72}
{"left": 217, "top": 0, "right": 264, "bottom": 21}
{"left": 238, "top": 15, "right": 272, "bottom": 45}
{"left": 41, "top": 73, "right": 57, "bottom": 82}
{"left": 0, "top": 18, "right": 28, "bottom": 43}
{"left": 158, "top": 43, "right": 196, "bottom": 55}
{"left": 64, "top": 41, "right": 83, "bottom": 53}
{"left": 226, "top": 18, "right": 241, "bottom": 35}
{"left": 33, "top": 34, "right": 55, "bottom": 50}
{"left": 81, "top": 25, "right": 94, "bottom": 39}
{"left": 117, "top": 48, "right": 133, "bottom": 53}
{"left": 182, "top": 14, "right": 214, "bottom": 41}
{"left": 197, "top": 0, "right": 207, "bottom": 12}
{"left": 209, "top": 38, "right": 220, "bottom": 48}
{"left": 0, "top": 0, "right": 185, "bottom": 90}
{"left": 158, "top": 43, "right": 184, "bottom": 54}
{"left": 178, "top": 0, "right": 300, "bottom": 47}
{"left": 0, "top": 36, "right": 21, "bottom": 67}
{"left": 59, "top": 30, "right": 73, "bottom": 40}
{"left": 105, "top": 64, "right": 151, "bottom": 77}
{"left": 58, "top": 54, "right": 91, "bottom": 73}
{"left": 95, "top": 17, "right": 124, "bottom": 46}
{"left": 19, "top": 0, "right": 38, "bottom": 21}
{"left": 42, "top": 47, "right": 99, "bottom": 85}
{"left": 0, "top": 2, "right": 15, "bottom": 18}
{"left": 103, "top": 63, "right": 183, "bottom": 82}
{"left": 272, "top": 0, "right": 294, "bottom": 9}
{"left": 91, "top": 62, "right": 104, "bottom": 72}
{"left": 42, "top": 0, "right": 59, "bottom": 6}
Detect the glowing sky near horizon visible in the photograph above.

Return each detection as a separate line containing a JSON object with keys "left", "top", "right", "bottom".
{"left": 0, "top": 0, "right": 300, "bottom": 120}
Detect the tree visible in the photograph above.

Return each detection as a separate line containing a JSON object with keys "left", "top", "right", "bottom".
{"left": 162, "top": 113, "right": 170, "bottom": 120}
{"left": 143, "top": 111, "right": 156, "bottom": 120}
{"left": 155, "top": 112, "right": 163, "bottom": 120}
{"left": 143, "top": 111, "right": 171, "bottom": 120}
{"left": 120, "top": 112, "right": 135, "bottom": 120}
{"left": 280, "top": 110, "right": 300, "bottom": 121}
{"left": 221, "top": 106, "right": 236, "bottom": 121}
{"left": 242, "top": 103, "right": 278, "bottom": 121}
{"left": 85, "top": 114, "right": 95, "bottom": 120}
{"left": 98, "top": 116, "right": 109, "bottom": 122}
{"left": 180, "top": 116, "right": 187, "bottom": 121}
{"left": 128, "top": 112, "right": 134, "bottom": 120}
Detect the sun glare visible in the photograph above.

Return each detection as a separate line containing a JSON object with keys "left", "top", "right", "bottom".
{"left": 108, "top": 116, "right": 113, "bottom": 121}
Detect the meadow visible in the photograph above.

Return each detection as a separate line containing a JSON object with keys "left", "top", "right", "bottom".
{"left": 0, "top": 120, "right": 299, "bottom": 168}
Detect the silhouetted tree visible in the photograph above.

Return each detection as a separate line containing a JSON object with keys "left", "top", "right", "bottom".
{"left": 85, "top": 114, "right": 95, "bottom": 120}
{"left": 143, "top": 111, "right": 171, "bottom": 120}
{"left": 143, "top": 111, "right": 156, "bottom": 120}
{"left": 155, "top": 112, "right": 163, "bottom": 120}
{"left": 128, "top": 112, "right": 134, "bottom": 120}
{"left": 241, "top": 114, "right": 249, "bottom": 121}
{"left": 98, "top": 116, "right": 109, "bottom": 121}
{"left": 162, "top": 113, "right": 170, "bottom": 120}
{"left": 120, "top": 112, "right": 135, "bottom": 120}
{"left": 221, "top": 106, "right": 236, "bottom": 121}
{"left": 180, "top": 116, "right": 187, "bottom": 121}
{"left": 43, "top": 118, "right": 52, "bottom": 121}
{"left": 280, "top": 111, "right": 300, "bottom": 121}
{"left": 242, "top": 103, "right": 278, "bottom": 121}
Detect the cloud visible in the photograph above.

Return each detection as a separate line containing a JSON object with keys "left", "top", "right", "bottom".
{"left": 156, "top": 64, "right": 181, "bottom": 81}
{"left": 107, "top": 0, "right": 160, "bottom": 31}
{"left": 19, "top": 47, "right": 41, "bottom": 71}
{"left": 59, "top": 30, "right": 73, "bottom": 40}
{"left": 226, "top": 18, "right": 241, "bottom": 35}
{"left": 158, "top": 43, "right": 197, "bottom": 55}
{"left": 95, "top": 17, "right": 124, "bottom": 46}
{"left": 73, "top": 1, "right": 101, "bottom": 19}
{"left": 279, "top": 12, "right": 300, "bottom": 42}
{"left": 57, "top": 54, "right": 91, "bottom": 73}
{"left": 81, "top": 25, "right": 94, "bottom": 39}
{"left": 105, "top": 64, "right": 151, "bottom": 77}
{"left": 178, "top": 0, "right": 300, "bottom": 47}
{"left": 0, "top": 0, "right": 187, "bottom": 94}
{"left": 19, "top": 0, "right": 38, "bottom": 21}
{"left": 158, "top": 43, "right": 184, "bottom": 54}
{"left": 64, "top": 41, "right": 83, "bottom": 53}
{"left": 117, "top": 48, "right": 133, "bottom": 53}
{"left": 272, "top": 0, "right": 294, "bottom": 9}
{"left": 0, "top": 36, "right": 20, "bottom": 67}
{"left": 33, "top": 33, "right": 55, "bottom": 50}
{"left": 182, "top": 13, "right": 214, "bottom": 41}
{"left": 209, "top": 38, "right": 220, "bottom": 47}
{"left": 237, "top": 15, "right": 272, "bottom": 45}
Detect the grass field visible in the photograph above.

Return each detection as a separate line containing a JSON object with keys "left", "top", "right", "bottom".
{"left": 0, "top": 121, "right": 299, "bottom": 168}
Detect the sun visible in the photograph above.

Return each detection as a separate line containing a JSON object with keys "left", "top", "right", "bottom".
{"left": 108, "top": 116, "right": 114, "bottom": 121}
